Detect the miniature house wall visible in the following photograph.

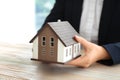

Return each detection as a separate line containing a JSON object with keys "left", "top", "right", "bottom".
{"left": 30, "top": 21, "right": 81, "bottom": 63}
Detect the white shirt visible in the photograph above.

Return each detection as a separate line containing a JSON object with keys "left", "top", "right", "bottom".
{"left": 79, "top": 0, "right": 104, "bottom": 43}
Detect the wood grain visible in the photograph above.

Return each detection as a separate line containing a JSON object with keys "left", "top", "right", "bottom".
{"left": 0, "top": 42, "right": 120, "bottom": 80}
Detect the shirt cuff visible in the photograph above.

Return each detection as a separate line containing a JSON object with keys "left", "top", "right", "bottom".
{"left": 98, "top": 43, "right": 120, "bottom": 65}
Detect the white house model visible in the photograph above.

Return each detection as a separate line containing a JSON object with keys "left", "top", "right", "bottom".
{"left": 30, "top": 21, "right": 81, "bottom": 63}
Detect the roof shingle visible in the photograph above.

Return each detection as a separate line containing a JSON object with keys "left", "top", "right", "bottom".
{"left": 48, "top": 21, "right": 80, "bottom": 46}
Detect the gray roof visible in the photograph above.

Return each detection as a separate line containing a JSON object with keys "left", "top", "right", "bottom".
{"left": 48, "top": 21, "right": 80, "bottom": 47}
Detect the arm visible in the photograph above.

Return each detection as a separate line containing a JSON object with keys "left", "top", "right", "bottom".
{"left": 66, "top": 35, "right": 115, "bottom": 68}
{"left": 101, "top": 43, "right": 120, "bottom": 65}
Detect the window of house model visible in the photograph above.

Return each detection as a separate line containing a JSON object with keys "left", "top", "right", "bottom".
{"left": 77, "top": 45, "right": 80, "bottom": 53}
{"left": 41, "top": 36, "right": 46, "bottom": 46}
{"left": 74, "top": 46, "right": 76, "bottom": 53}
{"left": 66, "top": 49, "right": 68, "bottom": 57}
{"left": 50, "top": 37, "right": 54, "bottom": 46}
{"left": 69, "top": 48, "right": 72, "bottom": 55}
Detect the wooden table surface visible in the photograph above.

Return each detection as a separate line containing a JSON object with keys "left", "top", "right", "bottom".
{"left": 0, "top": 42, "right": 120, "bottom": 80}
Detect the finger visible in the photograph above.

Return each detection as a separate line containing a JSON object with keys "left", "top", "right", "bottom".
{"left": 74, "top": 35, "right": 89, "bottom": 48}
{"left": 65, "top": 57, "right": 83, "bottom": 66}
{"left": 65, "top": 56, "right": 90, "bottom": 68}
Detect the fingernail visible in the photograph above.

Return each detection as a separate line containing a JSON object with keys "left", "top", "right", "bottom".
{"left": 75, "top": 35, "right": 79, "bottom": 38}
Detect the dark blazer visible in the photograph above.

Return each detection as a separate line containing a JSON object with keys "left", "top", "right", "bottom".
{"left": 42, "top": 0, "right": 120, "bottom": 65}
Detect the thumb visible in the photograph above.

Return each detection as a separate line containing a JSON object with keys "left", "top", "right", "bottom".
{"left": 74, "top": 35, "right": 89, "bottom": 48}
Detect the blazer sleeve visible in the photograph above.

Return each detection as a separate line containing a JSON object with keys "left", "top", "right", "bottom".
{"left": 99, "top": 42, "right": 120, "bottom": 65}
{"left": 42, "top": 0, "right": 65, "bottom": 26}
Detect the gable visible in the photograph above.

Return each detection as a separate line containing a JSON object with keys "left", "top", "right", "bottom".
{"left": 38, "top": 24, "right": 58, "bottom": 39}
{"left": 29, "top": 24, "right": 57, "bottom": 43}
{"left": 30, "top": 21, "right": 80, "bottom": 47}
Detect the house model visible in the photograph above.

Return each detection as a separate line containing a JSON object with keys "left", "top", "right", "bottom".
{"left": 30, "top": 21, "right": 81, "bottom": 63}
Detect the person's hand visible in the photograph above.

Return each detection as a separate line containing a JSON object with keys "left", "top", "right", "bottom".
{"left": 66, "top": 35, "right": 111, "bottom": 68}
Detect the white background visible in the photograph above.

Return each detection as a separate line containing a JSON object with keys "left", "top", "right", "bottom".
{"left": 0, "top": 0, "right": 36, "bottom": 44}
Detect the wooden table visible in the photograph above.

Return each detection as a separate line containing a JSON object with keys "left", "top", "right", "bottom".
{"left": 0, "top": 42, "right": 120, "bottom": 80}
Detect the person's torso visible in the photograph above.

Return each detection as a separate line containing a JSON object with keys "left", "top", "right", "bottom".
{"left": 63, "top": 0, "right": 120, "bottom": 45}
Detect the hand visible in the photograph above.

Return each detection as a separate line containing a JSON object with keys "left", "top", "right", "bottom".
{"left": 66, "top": 35, "right": 111, "bottom": 68}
